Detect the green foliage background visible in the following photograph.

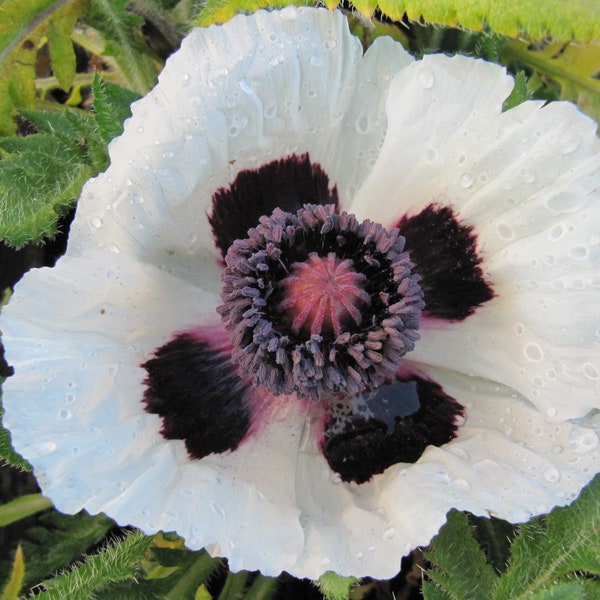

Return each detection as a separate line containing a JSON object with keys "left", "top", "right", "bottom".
{"left": 0, "top": 1, "right": 598, "bottom": 598}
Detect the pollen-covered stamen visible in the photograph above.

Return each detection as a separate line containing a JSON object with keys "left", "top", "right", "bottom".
{"left": 218, "top": 204, "right": 424, "bottom": 399}
{"left": 279, "top": 252, "right": 370, "bottom": 337}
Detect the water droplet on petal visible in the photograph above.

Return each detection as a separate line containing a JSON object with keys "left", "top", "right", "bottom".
{"left": 523, "top": 343, "right": 544, "bottom": 362}
{"left": 460, "top": 173, "right": 474, "bottom": 188}
{"left": 90, "top": 217, "right": 102, "bottom": 228}
{"left": 497, "top": 223, "right": 515, "bottom": 240}
{"left": 546, "top": 406, "right": 557, "bottom": 417}
{"left": 417, "top": 67, "right": 434, "bottom": 89}
{"left": 520, "top": 168, "right": 536, "bottom": 183}
{"left": 383, "top": 527, "right": 396, "bottom": 540}
{"left": 559, "top": 134, "right": 581, "bottom": 155}
{"left": 543, "top": 467, "right": 560, "bottom": 482}
{"left": 583, "top": 363, "right": 599, "bottom": 380}
{"left": 58, "top": 409, "right": 72, "bottom": 420}
{"left": 568, "top": 245, "right": 589, "bottom": 260}
{"left": 355, "top": 113, "right": 369, "bottom": 134}
{"left": 210, "top": 501, "right": 225, "bottom": 518}
{"left": 568, "top": 427, "right": 599, "bottom": 454}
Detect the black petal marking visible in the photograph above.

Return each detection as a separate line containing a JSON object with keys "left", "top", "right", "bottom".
{"left": 143, "top": 333, "right": 251, "bottom": 459}
{"left": 209, "top": 154, "right": 339, "bottom": 259}
{"left": 396, "top": 204, "right": 494, "bottom": 321}
{"left": 323, "top": 376, "right": 464, "bottom": 484}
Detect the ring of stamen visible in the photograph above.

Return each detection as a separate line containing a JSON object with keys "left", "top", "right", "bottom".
{"left": 218, "top": 204, "right": 424, "bottom": 399}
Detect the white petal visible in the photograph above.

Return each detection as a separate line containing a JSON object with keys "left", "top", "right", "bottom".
{"left": 69, "top": 8, "right": 412, "bottom": 289}
{"left": 349, "top": 52, "right": 600, "bottom": 419}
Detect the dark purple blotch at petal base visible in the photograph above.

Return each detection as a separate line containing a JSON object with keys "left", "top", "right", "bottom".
{"left": 323, "top": 376, "right": 464, "bottom": 484}
{"left": 209, "top": 154, "right": 340, "bottom": 259}
{"left": 143, "top": 333, "right": 251, "bottom": 459}
{"left": 396, "top": 204, "right": 494, "bottom": 321}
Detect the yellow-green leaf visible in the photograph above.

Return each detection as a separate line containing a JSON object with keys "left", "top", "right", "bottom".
{"left": 0, "top": 545, "right": 25, "bottom": 600}
{"left": 502, "top": 40, "right": 600, "bottom": 124}
{"left": 0, "top": 0, "right": 86, "bottom": 134}
{"left": 197, "top": 0, "right": 600, "bottom": 42}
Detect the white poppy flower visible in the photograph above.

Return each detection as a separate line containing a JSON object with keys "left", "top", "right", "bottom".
{"left": 2, "top": 6, "right": 600, "bottom": 580}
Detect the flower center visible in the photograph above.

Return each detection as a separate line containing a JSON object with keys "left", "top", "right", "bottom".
{"left": 279, "top": 252, "right": 370, "bottom": 338}
{"left": 218, "top": 204, "right": 424, "bottom": 400}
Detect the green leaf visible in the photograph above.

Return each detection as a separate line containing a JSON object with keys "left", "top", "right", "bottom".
{"left": 0, "top": 131, "right": 93, "bottom": 246}
{"left": 33, "top": 529, "right": 152, "bottom": 599}
{"left": 0, "top": 545, "right": 25, "bottom": 600}
{"left": 91, "top": 75, "right": 141, "bottom": 145}
{"left": 16, "top": 510, "right": 115, "bottom": 588}
{"left": 196, "top": 0, "right": 600, "bottom": 41}
{"left": 423, "top": 510, "right": 498, "bottom": 600}
{"left": 0, "top": 79, "right": 137, "bottom": 247}
{"left": 0, "top": 0, "right": 87, "bottom": 135}
{"left": 502, "top": 71, "right": 530, "bottom": 112}
{"left": 86, "top": 0, "right": 162, "bottom": 94}
{"left": 316, "top": 571, "right": 359, "bottom": 600}
{"left": 374, "top": 0, "right": 600, "bottom": 41}
{"left": 501, "top": 40, "right": 600, "bottom": 124}
{"left": 0, "top": 494, "right": 52, "bottom": 527}
{"left": 526, "top": 582, "right": 587, "bottom": 600}
{"left": 495, "top": 474, "right": 600, "bottom": 599}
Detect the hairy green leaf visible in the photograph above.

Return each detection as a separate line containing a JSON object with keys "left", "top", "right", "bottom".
{"left": 0, "top": 79, "right": 137, "bottom": 247}
{"left": 33, "top": 529, "right": 151, "bottom": 599}
{"left": 316, "top": 571, "right": 359, "bottom": 600}
{"left": 0, "top": 132, "right": 92, "bottom": 246}
{"left": 91, "top": 75, "right": 141, "bottom": 145}
{"left": 16, "top": 511, "right": 115, "bottom": 589}
{"left": 423, "top": 510, "right": 498, "bottom": 600}
{"left": 196, "top": 0, "right": 600, "bottom": 41}
{"left": 0, "top": 0, "right": 87, "bottom": 135}
{"left": 86, "top": 0, "right": 162, "bottom": 94}
{"left": 495, "top": 474, "right": 600, "bottom": 599}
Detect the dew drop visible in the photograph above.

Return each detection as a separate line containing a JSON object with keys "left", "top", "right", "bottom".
{"left": 58, "top": 409, "right": 72, "bottom": 420}
{"left": 523, "top": 343, "right": 544, "bottom": 362}
{"left": 132, "top": 195, "right": 144, "bottom": 204}
{"left": 417, "top": 67, "right": 434, "bottom": 89}
{"left": 323, "top": 39, "right": 337, "bottom": 50}
{"left": 210, "top": 501, "right": 225, "bottom": 518}
{"left": 520, "top": 168, "right": 536, "bottom": 183}
{"left": 568, "top": 427, "right": 599, "bottom": 454}
{"left": 546, "top": 406, "right": 557, "bottom": 417}
{"left": 435, "top": 471, "right": 451, "bottom": 484}
{"left": 542, "top": 467, "right": 560, "bottom": 482}
{"left": 310, "top": 54, "right": 323, "bottom": 67}
{"left": 497, "top": 223, "right": 515, "bottom": 240}
{"left": 457, "top": 153, "right": 467, "bottom": 165}
{"left": 514, "top": 323, "right": 524, "bottom": 336}
{"left": 90, "top": 217, "right": 102, "bottom": 228}
{"left": 548, "top": 224, "right": 565, "bottom": 241}
{"left": 425, "top": 148, "right": 437, "bottom": 162}
{"left": 568, "top": 245, "right": 589, "bottom": 260}
{"left": 36, "top": 441, "right": 57, "bottom": 455}
{"left": 355, "top": 113, "right": 369, "bottom": 134}
{"left": 460, "top": 173, "right": 474, "bottom": 188}
{"left": 383, "top": 527, "right": 396, "bottom": 540}
{"left": 180, "top": 72, "right": 190, "bottom": 81}
{"left": 559, "top": 134, "right": 581, "bottom": 155}
{"left": 583, "top": 363, "right": 599, "bottom": 379}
